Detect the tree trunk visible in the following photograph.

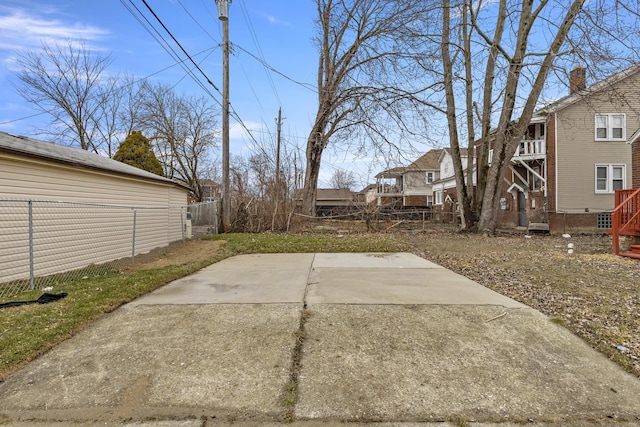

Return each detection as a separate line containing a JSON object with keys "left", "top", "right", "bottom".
{"left": 476, "top": 0, "right": 585, "bottom": 235}
{"left": 442, "top": 0, "right": 473, "bottom": 229}
{"left": 301, "top": 130, "right": 324, "bottom": 216}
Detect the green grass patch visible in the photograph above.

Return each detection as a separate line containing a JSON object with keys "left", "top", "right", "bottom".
{"left": 0, "top": 255, "right": 225, "bottom": 380}
{"left": 206, "top": 232, "right": 410, "bottom": 254}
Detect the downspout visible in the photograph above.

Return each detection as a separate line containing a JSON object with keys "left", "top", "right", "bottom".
{"left": 554, "top": 111, "right": 559, "bottom": 213}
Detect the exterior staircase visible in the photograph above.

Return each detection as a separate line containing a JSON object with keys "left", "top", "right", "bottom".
{"left": 611, "top": 188, "right": 640, "bottom": 259}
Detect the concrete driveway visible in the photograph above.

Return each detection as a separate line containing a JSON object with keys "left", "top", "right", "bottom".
{"left": 1, "top": 253, "right": 639, "bottom": 427}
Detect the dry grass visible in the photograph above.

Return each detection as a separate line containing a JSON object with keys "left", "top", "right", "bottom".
{"left": 403, "top": 229, "right": 640, "bottom": 377}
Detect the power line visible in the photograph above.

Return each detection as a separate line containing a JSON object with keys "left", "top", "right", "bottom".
{"left": 133, "top": 0, "right": 264, "bottom": 149}
{"left": 0, "top": 47, "right": 217, "bottom": 127}
{"left": 140, "top": 0, "right": 221, "bottom": 94}
{"left": 120, "top": 0, "right": 219, "bottom": 102}
{"left": 239, "top": 1, "right": 282, "bottom": 106}
{"left": 234, "top": 44, "right": 317, "bottom": 92}
{"left": 175, "top": 0, "right": 217, "bottom": 41}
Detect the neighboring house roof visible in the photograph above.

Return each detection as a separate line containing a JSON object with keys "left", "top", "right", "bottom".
{"left": 536, "top": 63, "right": 640, "bottom": 115}
{"left": 316, "top": 188, "right": 354, "bottom": 202}
{"left": 406, "top": 149, "right": 442, "bottom": 170}
{"left": 438, "top": 147, "right": 468, "bottom": 163}
{"left": 375, "top": 166, "right": 404, "bottom": 178}
{"left": 0, "top": 131, "right": 186, "bottom": 189}
{"left": 376, "top": 149, "right": 443, "bottom": 178}
{"left": 358, "top": 183, "right": 377, "bottom": 194}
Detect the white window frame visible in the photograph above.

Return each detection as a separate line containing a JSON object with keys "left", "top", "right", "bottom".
{"left": 427, "top": 194, "right": 433, "bottom": 207}
{"left": 595, "top": 113, "right": 626, "bottom": 141}
{"left": 426, "top": 171, "right": 434, "bottom": 184}
{"left": 435, "top": 190, "right": 443, "bottom": 205}
{"left": 595, "top": 164, "right": 626, "bottom": 194}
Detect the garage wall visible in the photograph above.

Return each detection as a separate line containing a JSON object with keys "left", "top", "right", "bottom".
{"left": 0, "top": 153, "right": 190, "bottom": 286}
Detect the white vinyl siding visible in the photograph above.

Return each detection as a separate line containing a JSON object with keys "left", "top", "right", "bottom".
{"left": 595, "top": 113, "right": 626, "bottom": 141}
{"left": 595, "top": 164, "right": 625, "bottom": 194}
{"left": 553, "top": 69, "right": 637, "bottom": 213}
{"left": 0, "top": 154, "right": 189, "bottom": 283}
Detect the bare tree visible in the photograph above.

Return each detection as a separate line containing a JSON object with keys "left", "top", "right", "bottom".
{"left": 138, "top": 82, "right": 219, "bottom": 202}
{"left": 13, "top": 40, "right": 114, "bottom": 153}
{"left": 92, "top": 73, "right": 145, "bottom": 158}
{"left": 300, "top": 0, "right": 435, "bottom": 215}
{"left": 433, "top": 0, "right": 640, "bottom": 234}
{"left": 330, "top": 169, "right": 356, "bottom": 190}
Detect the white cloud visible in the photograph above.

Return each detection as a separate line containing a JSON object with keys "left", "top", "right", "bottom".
{"left": 263, "top": 13, "right": 291, "bottom": 27}
{"left": 0, "top": 5, "right": 109, "bottom": 52}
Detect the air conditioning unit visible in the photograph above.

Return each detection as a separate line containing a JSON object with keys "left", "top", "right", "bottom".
{"left": 527, "top": 222, "right": 549, "bottom": 235}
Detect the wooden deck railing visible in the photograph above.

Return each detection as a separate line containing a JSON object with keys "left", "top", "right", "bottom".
{"left": 611, "top": 188, "right": 640, "bottom": 254}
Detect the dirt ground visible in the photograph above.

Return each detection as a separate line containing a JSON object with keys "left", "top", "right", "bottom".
{"left": 122, "top": 239, "right": 224, "bottom": 272}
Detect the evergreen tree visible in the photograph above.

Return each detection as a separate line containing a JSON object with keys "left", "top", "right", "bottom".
{"left": 113, "top": 131, "right": 163, "bottom": 176}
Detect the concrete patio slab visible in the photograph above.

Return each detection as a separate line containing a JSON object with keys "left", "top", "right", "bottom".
{"left": 312, "top": 252, "right": 443, "bottom": 269}
{"left": 0, "top": 305, "right": 300, "bottom": 422}
{"left": 306, "top": 267, "right": 525, "bottom": 306}
{"left": 129, "top": 253, "right": 314, "bottom": 305}
{"left": 2, "top": 253, "right": 640, "bottom": 427}
{"left": 296, "top": 304, "right": 640, "bottom": 423}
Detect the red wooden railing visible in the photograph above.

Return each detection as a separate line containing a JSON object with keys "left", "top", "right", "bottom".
{"left": 611, "top": 188, "right": 640, "bottom": 254}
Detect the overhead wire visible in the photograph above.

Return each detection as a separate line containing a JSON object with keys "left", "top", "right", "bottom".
{"left": 238, "top": 0, "right": 282, "bottom": 106}
{"left": 120, "top": 0, "right": 219, "bottom": 102}
{"left": 175, "top": 0, "right": 217, "bottom": 42}
{"left": 139, "top": 0, "right": 221, "bottom": 95}
{"left": 0, "top": 47, "right": 218, "bottom": 126}
{"left": 136, "top": 0, "right": 266, "bottom": 149}
{"left": 234, "top": 44, "right": 316, "bottom": 92}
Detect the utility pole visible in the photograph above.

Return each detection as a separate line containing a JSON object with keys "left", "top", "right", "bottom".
{"left": 275, "top": 107, "right": 282, "bottom": 198}
{"left": 272, "top": 108, "right": 283, "bottom": 231}
{"left": 216, "top": 0, "right": 231, "bottom": 232}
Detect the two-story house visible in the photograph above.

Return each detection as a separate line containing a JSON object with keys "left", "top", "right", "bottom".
{"left": 375, "top": 149, "right": 441, "bottom": 208}
{"left": 495, "top": 65, "right": 637, "bottom": 232}
{"left": 432, "top": 148, "right": 476, "bottom": 218}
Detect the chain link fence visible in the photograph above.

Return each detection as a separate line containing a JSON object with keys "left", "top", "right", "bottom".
{"left": 0, "top": 199, "right": 219, "bottom": 300}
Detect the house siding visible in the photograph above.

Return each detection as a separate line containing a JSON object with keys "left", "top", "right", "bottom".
{"left": 554, "top": 74, "right": 637, "bottom": 213}
{"left": 0, "top": 151, "right": 189, "bottom": 282}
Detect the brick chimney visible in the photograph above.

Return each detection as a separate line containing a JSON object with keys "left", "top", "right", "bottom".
{"left": 569, "top": 66, "right": 586, "bottom": 94}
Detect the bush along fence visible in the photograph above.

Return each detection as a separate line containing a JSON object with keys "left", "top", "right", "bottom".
{"left": 0, "top": 199, "right": 219, "bottom": 300}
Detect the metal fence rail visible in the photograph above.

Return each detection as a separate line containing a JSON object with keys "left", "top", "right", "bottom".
{"left": 0, "top": 199, "right": 219, "bottom": 300}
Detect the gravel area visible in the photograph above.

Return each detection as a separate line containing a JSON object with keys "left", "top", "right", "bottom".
{"left": 404, "top": 230, "right": 640, "bottom": 378}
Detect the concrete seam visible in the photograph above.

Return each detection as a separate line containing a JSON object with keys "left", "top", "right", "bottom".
{"left": 302, "top": 253, "right": 316, "bottom": 309}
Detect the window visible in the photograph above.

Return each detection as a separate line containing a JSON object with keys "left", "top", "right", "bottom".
{"left": 595, "top": 114, "right": 625, "bottom": 141}
{"left": 435, "top": 191, "right": 443, "bottom": 205}
{"left": 426, "top": 172, "right": 434, "bottom": 184}
{"left": 595, "top": 164, "right": 626, "bottom": 193}
{"left": 427, "top": 194, "right": 433, "bottom": 207}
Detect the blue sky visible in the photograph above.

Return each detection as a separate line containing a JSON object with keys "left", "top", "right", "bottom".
{"left": 0, "top": 0, "right": 381, "bottom": 187}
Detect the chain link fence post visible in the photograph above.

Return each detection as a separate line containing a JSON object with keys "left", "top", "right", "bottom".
{"left": 131, "top": 209, "right": 137, "bottom": 265}
{"left": 181, "top": 206, "right": 185, "bottom": 243}
{"left": 28, "top": 200, "right": 34, "bottom": 290}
